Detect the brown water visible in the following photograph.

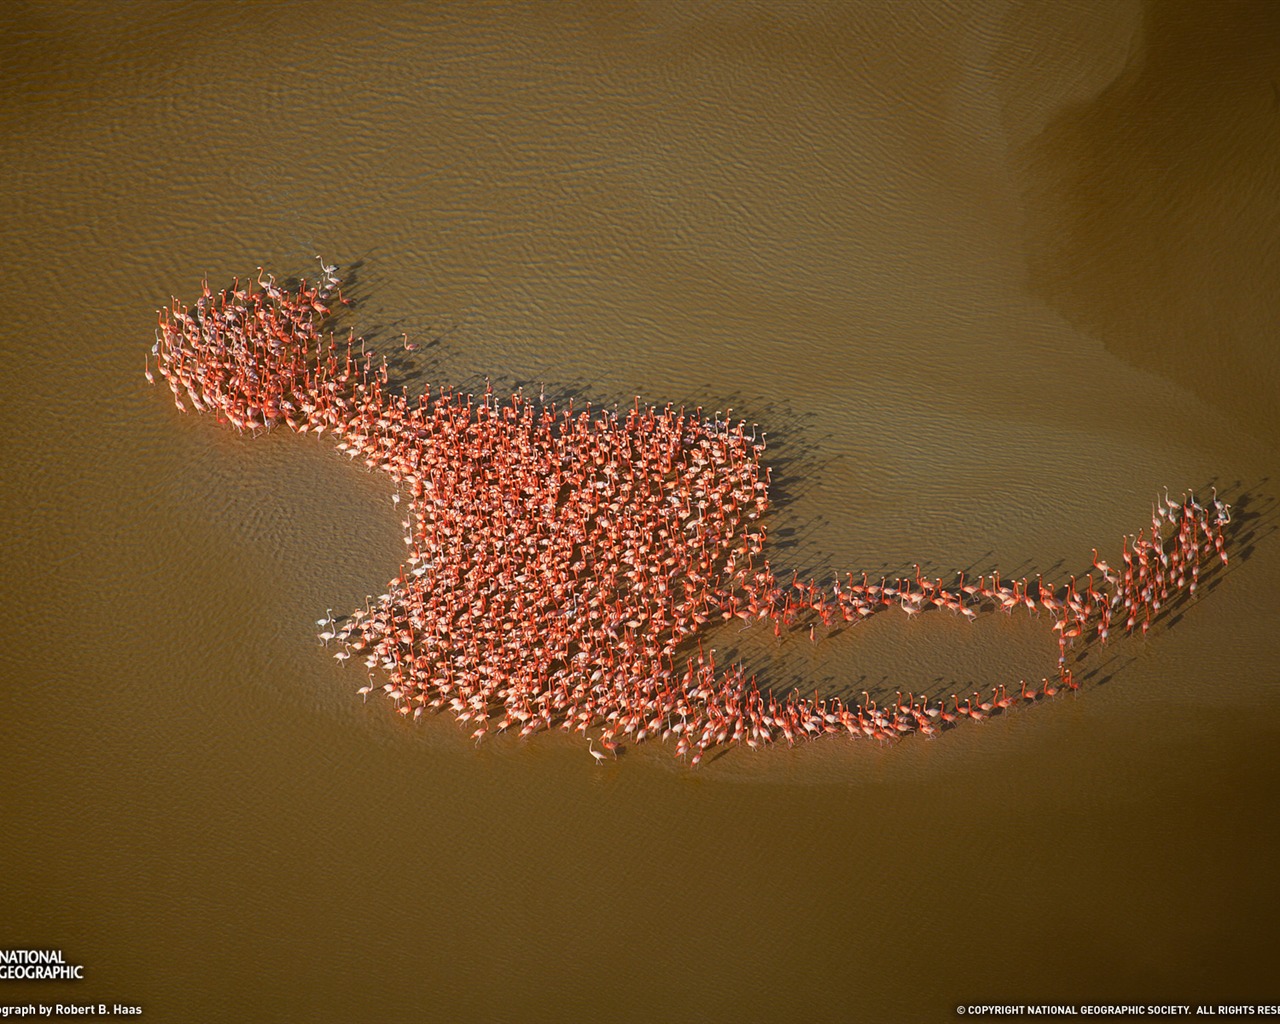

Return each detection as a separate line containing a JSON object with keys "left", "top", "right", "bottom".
{"left": 2, "top": 2, "right": 1278, "bottom": 1021}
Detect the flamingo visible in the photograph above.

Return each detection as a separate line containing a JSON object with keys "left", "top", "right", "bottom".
{"left": 150, "top": 268, "right": 1230, "bottom": 768}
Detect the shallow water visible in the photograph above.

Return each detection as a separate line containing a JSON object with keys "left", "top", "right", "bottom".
{"left": 2, "top": 2, "right": 1277, "bottom": 1021}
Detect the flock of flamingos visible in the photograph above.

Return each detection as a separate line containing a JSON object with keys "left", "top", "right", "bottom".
{"left": 145, "top": 263, "right": 1232, "bottom": 764}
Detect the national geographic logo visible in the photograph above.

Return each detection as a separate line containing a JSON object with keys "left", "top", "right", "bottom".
{"left": 0, "top": 952, "right": 84, "bottom": 981}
